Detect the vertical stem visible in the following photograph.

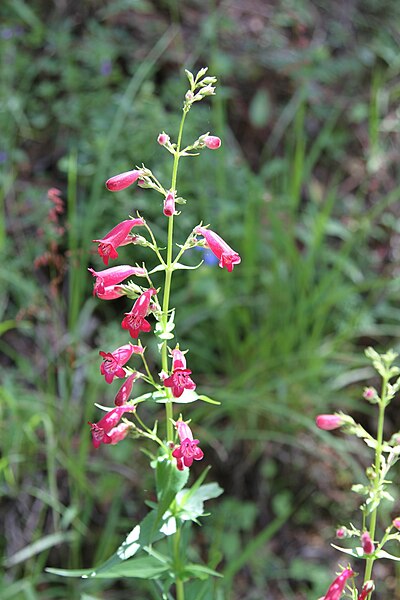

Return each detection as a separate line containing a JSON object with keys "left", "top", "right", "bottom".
{"left": 161, "top": 107, "right": 188, "bottom": 443}
{"left": 160, "top": 106, "right": 189, "bottom": 600}
{"left": 363, "top": 377, "right": 388, "bottom": 594}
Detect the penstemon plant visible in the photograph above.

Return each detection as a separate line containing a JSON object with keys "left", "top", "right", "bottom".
{"left": 316, "top": 347, "right": 400, "bottom": 600}
{"left": 48, "top": 68, "right": 240, "bottom": 599}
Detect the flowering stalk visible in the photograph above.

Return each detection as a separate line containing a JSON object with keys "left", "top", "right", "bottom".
{"left": 316, "top": 348, "right": 400, "bottom": 599}
{"left": 67, "top": 68, "right": 232, "bottom": 599}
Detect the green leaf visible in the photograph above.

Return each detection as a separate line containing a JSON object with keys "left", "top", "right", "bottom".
{"left": 375, "top": 548, "right": 400, "bottom": 561}
{"left": 177, "top": 483, "right": 224, "bottom": 522}
{"left": 331, "top": 543, "right": 366, "bottom": 558}
{"left": 196, "top": 394, "right": 221, "bottom": 405}
{"left": 173, "top": 261, "right": 203, "bottom": 271}
{"left": 156, "top": 456, "right": 189, "bottom": 518}
{"left": 183, "top": 563, "right": 223, "bottom": 580}
{"left": 47, "top": 555, "right": 170, "bottom": 579}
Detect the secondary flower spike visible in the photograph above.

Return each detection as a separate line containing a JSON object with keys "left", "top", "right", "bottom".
{"left": 105, "top": 169, "right": 142, "bottom": 191}
{"left": 93, "top": 218, "right": 145, "bottom": 266}
{"left": 99, "top": 343, "right": 138, "bottom": 384}
{"left": 172, "top": 419, "right": 204, "bottom": 470}
{"left": 195, "top": 226, "right": 241, "bottom": 272}
{"left": 164, "top": 348, "right": 196, "bottom": 398}
{"left": 322, "top": 568, "right": 354, "bottom": 600}
{"left": 121, "top": 288, "right": 157, "bottom": 338}
{"left": 88, "top": 405, "right": 135, "bottom": 448}
{"left": 88, "top": 265, "right": 147, "bottom": 296}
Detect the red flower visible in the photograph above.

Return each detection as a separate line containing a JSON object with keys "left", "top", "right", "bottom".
{"left": 164, "top": 348, "right": 196, "bottom": 398}
{"left": 322, "top": 568, "right": 354, "bottom": 600}
{"left": 203, "top": 135, "right": 221, "bottom": 149}
{"left": 93, "top": 218, "right": 145, "bottom": 266}
{"left": 172, "top": 419, "right": 204, "bottom": 470}
{"left": 163, "top": 190, "right": 176, "bottom": 217}
{"left": 99, "top": 343, "right": 138, "bottom": 384}
{"left": 195, "top": 226, "right": 241, "bottom": 272}
{"left": 105, "top": 169, "right": 142, "bottom": 191}
{"left": 316, "top": 414, "right": 344, "bottom": 431}
{"left": 121, "top": 288, "right": 157, "bottom": 338}
{"left": 88, "top": 405, "right": 135, "bottom": 448}
{"left": 114, "top": 373, "right": 138, "bottom": 406}
{"left": 88, "top": 264, "right": 146, "bottom": 296}
{"left": 96, "top": 285, "right": 125, "bottom": 300}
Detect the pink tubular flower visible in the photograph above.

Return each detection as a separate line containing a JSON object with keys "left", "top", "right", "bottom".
{"left": 361, "top": 532, "right": 375, "bottom": 555}
{"left": 195, "top": 226, "right": 241, "bottom": 272}
{"left": 114, "top": 373, "right": 138, "bottom": 406}
{"left": 88, "top": 405, "right": 135, "bottom": 448}
{"left": 172, "top": 419, "right": 204, "bottom": 470}
{"left": 358, "top": 581, "right": 374, "bottom": 600}
{"left": 121, "top": 288, "right": 157, "bottom": 338}
{"left": 99, "top": 343, "right": 137, "bottom": 384}
{"left": 105, "top": 169, "right": 142, "bottom": 191}
{"left": 108, "top": 422, "right": 131, "bottom": 445}
{"left": 203, "top": 135, "right": 221, "bottom": 150}
{"left": 96, "top": 285, "right": 125, "bottom": 300}
{"left": 164, "top": 348, "right": 196, "bottom": 398}
{"left": 93, "top": 218, "right": 145, "bottom": 266}
{"left": 88, "top": 265, "right": 147, "bottom": 296}
{"left": 315, "top": 414, "right": 344, "bottom": 431}
{"left": 163, "top": 190, "right": 176, "bottom": 217}
{"left": 322, "top": 568, "right": 354, "bottom": 600}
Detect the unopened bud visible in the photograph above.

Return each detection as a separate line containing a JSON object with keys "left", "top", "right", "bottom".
{"left": 185, "top": 90, "right": 194, "bottom": 101}
{"left": 315, "top": 414, "right": 344, "bottom": 431}
{"left": 363, "top": 387, "right": 378, "bottom": 402}
{"left": 163, "top": 190, "right": 176, "bottom": 217}
{"left": 157, "top": 132, "right": 170, "bottom": 146}
{"left": 203, "top": 135, "right": 221, "bottom": 150}
{"left": 393, "top": 517, "right": 400, "bottom": 530}
{"left": 358, "top": 580, "right": 375, "bottom": 600}
{"left": 105, "top": 170, "right": 142, "bottom": 192}
{"left": 336, "top": 528, "right": 346, "bottom": 539}
{"left": 361, "top": 531, "right": 375, "bottom": 555}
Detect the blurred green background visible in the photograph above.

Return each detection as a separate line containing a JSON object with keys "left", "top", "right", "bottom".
{"left": 1, "top": 0, "right": 400, "bottom": 598}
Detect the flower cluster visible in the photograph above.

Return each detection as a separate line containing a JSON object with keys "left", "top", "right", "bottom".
{"left": 87, "top": 67, "right": 241, "bottom": 475}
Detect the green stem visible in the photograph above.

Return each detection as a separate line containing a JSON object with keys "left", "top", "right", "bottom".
{"left": 174, "top": 523, "right": 185, "bottom": 600}
{"left": 162, "top": 107, "right": 189, "bottom": 443}
{"left": 363, "top": 376, "right": 388, "bottom": 593}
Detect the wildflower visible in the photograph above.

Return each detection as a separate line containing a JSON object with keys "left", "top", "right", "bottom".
{"left": 358, "top": 581, "right": 375, "bottom": 600}
{"left": 315, "top": 414, "right": 344, "bottom": 431}
{"left": 164, "top": 348, "right": 196, "bottom": 398}
{"left": 195, "top": 226, "right": 241, "bottom": 272}
{"left": 361, "top": 532, "right": 375, "bottom": 555}
{"left": 121, "top": 288, "right": 157, "bottom": 338}
{"left": 172, "top": 419, "right": 204, "bottom": 470}
{"left": 114, "top": 373, "right": 138, "bottom": 406}
{"left": 105, "top": 169, "right": 142, "bottom": 191}
{"left": 322, "top": 568, "right": 354, "bottom": 600}
{"left": 88, "top": 405, "right": 135, "bottom": 448}
{"left": 203, "top": 135, "right": 221, "bottom": 150}
{"left": 157, "top": 132, "right": 170, "bottom": 145}
{"left": 93, "top": 218, "right": 145, "bottom": 266}
{"left": 88, "top": 265, "right": 146, "bottom": 296}
{"left": 163, "top": 190, "right": 176, "bottom": 217}
{"left": 99, "top": 343, "right": 139, "bottom": 384}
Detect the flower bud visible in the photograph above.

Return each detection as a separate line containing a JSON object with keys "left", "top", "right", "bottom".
{"left": 315, "top": 414, "right": 344, "bottom": 431}
{"left": 105, "top": 169, "right": 142, "bottom": 192}
{"left": 358, "top": 580, "right": 375, "bottom": 600}
{"left": 203, "top": 135, "right": 221, "bottom": 150}
{"left": 336, "top": 528, "right": 346, "bottom": 539}
{"left": 361, "top": 531, "right": 375, "bottom": 555}
{"left": 157, "top": 132, "right": 170, "bottom": 146}
{"left": 163, "top": 190, "right": 176, "bottom": 217}
{"left": 363, "top": 386, "right": 378, "bottom": 402}
{"left": 392, "top": 517, "right": 400, "bottom": 530}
